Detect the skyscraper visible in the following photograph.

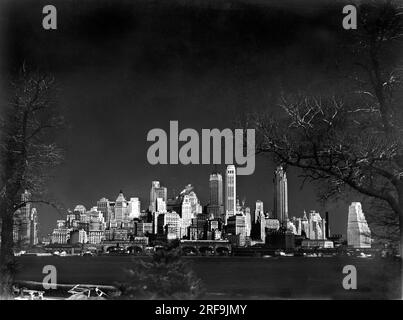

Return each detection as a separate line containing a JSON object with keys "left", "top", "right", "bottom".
{"left": 114, "top": 190, "right": 127, "bottom": 222}
{"left": 347, "top": 202, "right": 371, "bottom": 248}
{"left": 181, "top": 195, "right": 193, "bottom": 223}
{"left": 187, "top": 191, "right": 202, "bottom": 215}
{"left": 157, "top": 211, "right": 181, "bottom": 240}
{"left": 308, "top": 210, "right": 326, "bottom": 240}
{"left": 156, "top": 197, "right": 167, "bottom": 213}
{"left": 254, "top": 200, "right": 264, "bottom": 223}
{"left": 207, "top": 170, "right": 224, "bottom": 218}
{"left": 97, "top": 197, "right": 112, "bottom": 224}
{"left": 149, "top": 181, "right": 167, "bottom": 212}
{"left": 29, "top": 208, "right": 39, "bottom": 246}
{"left": 127, "top": 197, "right": 141, "bottom": 219}
{"left": 227, "top": 214, "right": 246, "bottom": 236}
{"left": 244, "top": 207, "right": 251, "bottom": 237}
{"left": 225, "top": 165, "right": 236, "bottom": 223}
{"left": 273, "top": 166, "right": 288, "bottom": 226}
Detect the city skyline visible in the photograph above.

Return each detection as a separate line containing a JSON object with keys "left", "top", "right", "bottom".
{"left": 36, "top": 164, "right": 352, "bottom": 238}
{"left": 40, "top": 163, "right": 369, "bottom": 252}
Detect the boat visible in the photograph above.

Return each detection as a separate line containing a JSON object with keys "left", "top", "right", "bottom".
{"left": 66, "top": 284, "right": 107, "bottom": 300}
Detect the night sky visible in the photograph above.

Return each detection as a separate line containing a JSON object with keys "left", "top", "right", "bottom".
{"left": 0, "top": 0, "right": 363, "bottom": 236}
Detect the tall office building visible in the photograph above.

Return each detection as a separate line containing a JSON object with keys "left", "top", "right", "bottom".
{"left": 114, "top": 190, "right": 127, "bottom": 222}
{"left": 29, "top": 208, "right": 39, "bottom": 246}
{"left": 149, "top": 181, "right": 167, "bottom": 212}
{"left": 347, "top": 202, "right": 371, "bottom": 248}
{"left": 307, "top": 210, "right": 326, "bottom": 240}
{"left": 187, "top": 191, "right": 202, "bottom": 215}
{"left": 254, "top": 200, "right": 264, "bottom": 223}
{"left": 227, "top": 214, "right": 247, "bottom": 246}
{"left": 244, "top": 207, "right": 252, "bottom": 237}
{"left": 89, "top": 208, "right": 106, "bottom": 231}
{"left": 157, "top": 211, "right": 181, "bottom": 240}
{"left": 97, "top": 197, "right": 112, "bottom": 224}
{"left": 127, "top": 197, "right": 141, "bottom": 219}
{"left": 207, "top": 170, "right": 224, "bottom": 219}
{"left": 181, "top": 195, "right": 193, "bottom": 223}
{"left": 225, "top": 165, "right": 236, "bottom": 223}
{"left": 227, "top": 214, "right": 246, "bottom": 236}
{"left": 295, "top": 210, "right": 327, "bottom": 239}
{"left": 156, "top": 197, "right": 167, "bottom": 213}
{"left": 273, "top": 166, "right": 288, "bottom": 226}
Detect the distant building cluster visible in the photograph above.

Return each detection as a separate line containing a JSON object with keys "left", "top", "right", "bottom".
{"left": 13, "top": 165, "right": 371, "bottom": 251}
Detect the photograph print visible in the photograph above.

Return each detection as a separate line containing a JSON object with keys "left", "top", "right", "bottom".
{"left": 0, "top": 0, "right": 402, "bottom": 301}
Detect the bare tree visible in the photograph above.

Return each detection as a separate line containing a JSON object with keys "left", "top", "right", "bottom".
{"left": 249, "top": 1, "right": 403, "bottom": 253}
{"left": 0, "top": 66, "right": 64, "bottom": 297}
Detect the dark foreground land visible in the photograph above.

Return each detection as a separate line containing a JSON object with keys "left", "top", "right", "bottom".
{"left": 14, "top": 256, "right": 401, "bottom": 299}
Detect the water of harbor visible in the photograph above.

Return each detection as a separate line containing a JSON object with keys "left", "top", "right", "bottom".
{"left": 14, "top": 256, "right": 401, "bottom": 299}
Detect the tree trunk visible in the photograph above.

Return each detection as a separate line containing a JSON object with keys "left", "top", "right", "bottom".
{"left": 398, "top": 183, "right": 403, "bottom": 300}
{"left": 0, "top": 205, "right": 15, "bottom": 299}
